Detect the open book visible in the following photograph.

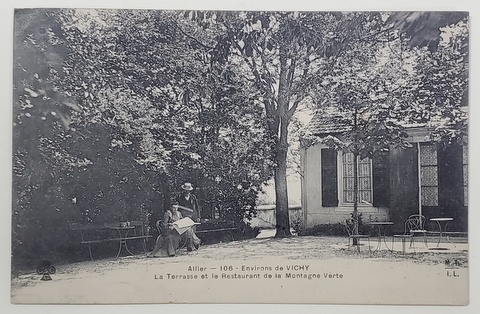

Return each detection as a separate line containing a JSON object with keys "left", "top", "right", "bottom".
{"left": 172, "top": 217, "right": 200, "bottom": 235}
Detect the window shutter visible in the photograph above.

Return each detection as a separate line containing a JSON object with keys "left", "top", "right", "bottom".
{"left": 321, "top": 148, "right": 338, "bottom": 207}
{"left": 373, "top": 151, "right": 390, "bottom": 207}
{"left": 437, "top": 143, "right": 463, "bottom": 216}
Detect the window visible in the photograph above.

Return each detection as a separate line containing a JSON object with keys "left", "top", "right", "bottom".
{"left": 463, "top": 144, "right": 468, "bottom": 207}
{"left": 321, "top": 148, "right": 389, "bottom": 208}
{"left": 342, "top": 153, "right": 372, "bottom": 204}
{"left": 420, "top": 143, "right": 438, "bottom": 206}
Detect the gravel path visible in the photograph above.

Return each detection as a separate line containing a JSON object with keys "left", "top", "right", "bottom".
{"left": 11, "top": 234, "right": 469, "bottom": 305}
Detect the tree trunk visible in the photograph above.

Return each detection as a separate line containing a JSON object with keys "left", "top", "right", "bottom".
{"left": 352, "top": 151, "right": 359, "bottom": 243}
{"left": 352, "top": 107, "right": 359, "bottom": 243}
{"left": 274, "top": 151, "right": 291, "bottom": 237}
{"left": 273, "top": 45, "right": 292, "bottom": 238}
{"left": 274, "top": 115, "right": 292, "bottom": 238}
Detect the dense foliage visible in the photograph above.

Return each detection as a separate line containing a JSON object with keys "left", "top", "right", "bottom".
{"left": 12, "top": 9, "right": 469, "bottom": 269}
{"left": 12, "top": 9, "right": 272, "bottom": 269}
{"left": 181, "top": 11, "right": 396, "bottom": 237}
{"left": 301, "top": 13, "right": 468, "bottom": 228}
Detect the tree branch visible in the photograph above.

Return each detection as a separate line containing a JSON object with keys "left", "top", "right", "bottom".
{"left": 286, "top": 57, "right": 296, "bottom": 90}
{"left": 286, "top": 97, "right": 302, "bottom": 120}
{"left": 173, "top": 21, "right": 216, "bottom": 51}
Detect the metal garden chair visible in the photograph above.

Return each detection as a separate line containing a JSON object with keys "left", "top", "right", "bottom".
{"left": 344, "top": 218, "right": 371, "bottom": 255}
{"left": 392, "top": 214, "right": 428, "bottom": 254}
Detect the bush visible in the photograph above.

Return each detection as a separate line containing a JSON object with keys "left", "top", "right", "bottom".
{"left": 238, "top": 223, "right": 261, "bottom": 240}
{"left": 300, "top": 223, "right": 347, "bottom": 237}
{"left": 196, "top": 219, "right": 260, "bottom": 245}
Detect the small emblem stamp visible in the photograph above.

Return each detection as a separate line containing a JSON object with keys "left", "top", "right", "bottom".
{"left": 36, "top": 260, "right": 56, "bottom": 281}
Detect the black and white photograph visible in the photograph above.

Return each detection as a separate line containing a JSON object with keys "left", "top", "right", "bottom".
{"left": 6, "top": 1, "right": 476, "bottom": 309}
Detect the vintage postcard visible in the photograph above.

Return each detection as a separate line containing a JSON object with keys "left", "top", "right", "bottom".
{"left": 9, "top": 5, "right": 472, "bottom": 307}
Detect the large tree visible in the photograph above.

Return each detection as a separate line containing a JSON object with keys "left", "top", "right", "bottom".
{"left": 67, "top": 10, "right": 271, "bottom": 218}
{"left": 303, "top": 12, "right": 468, "bottom": 235}
{"left": 307, "top": 31, "right": 419, "bottom": 232}
{"left": 12, "top": 9, "right": 275, "bottom": 267}
{"left": 12, "top": 9, "right": 93, "bottom": 265}
{"left": 182, "top": 11, "right": 390, "bottom": 237}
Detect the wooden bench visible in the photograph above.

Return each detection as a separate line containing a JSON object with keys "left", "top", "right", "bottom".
{"left": 196, "top": 227, "right": 238, "bottom": 243}
{"left": 70, "top": 221, "right": 152, "bottom": 260}
{"left": 153, "top": 217, "right": 241, "bottom": 248}
{"left": 195, "top": 219, "right": 240, "bottom": 244}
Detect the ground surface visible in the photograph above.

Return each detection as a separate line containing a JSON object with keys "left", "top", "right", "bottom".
{"left": 11, "top": 231, "right": 469, "bottom": 305}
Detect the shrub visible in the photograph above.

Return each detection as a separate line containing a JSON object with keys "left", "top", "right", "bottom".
{"left": 300, "top": 223, "right": 347, "bottom": 236}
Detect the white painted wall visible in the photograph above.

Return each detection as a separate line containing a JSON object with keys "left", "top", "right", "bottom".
{"left": 301, "top": 143, "right": 390, "bottom": 229}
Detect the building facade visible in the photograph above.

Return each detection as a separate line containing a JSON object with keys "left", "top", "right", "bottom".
{"left": 301, "top": 116, "right": 468, "bottom": 233}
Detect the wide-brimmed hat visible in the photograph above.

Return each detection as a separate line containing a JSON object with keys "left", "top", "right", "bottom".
{"left": 181, "top": 182, "right": 194, "bottom": 191}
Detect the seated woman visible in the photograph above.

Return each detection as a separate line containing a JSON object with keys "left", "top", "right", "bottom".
{"left": 148, "top": 202, "right": 200, "bottom": 257}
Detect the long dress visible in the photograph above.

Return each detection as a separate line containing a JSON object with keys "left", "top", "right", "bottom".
{"left": 149, "top": 210, "right": 182, "bottom": 257}
{"left": 149, "top": 210, "right": 199, "bottom": 257}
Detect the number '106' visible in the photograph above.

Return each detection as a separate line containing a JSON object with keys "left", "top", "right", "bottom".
{"left": 220, "top": 266, "right": 233, "bottom": 271}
